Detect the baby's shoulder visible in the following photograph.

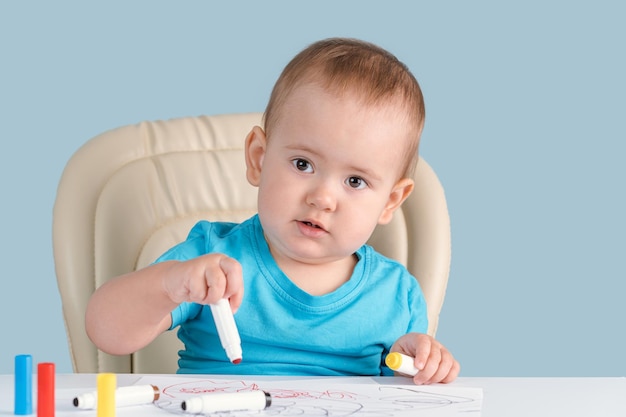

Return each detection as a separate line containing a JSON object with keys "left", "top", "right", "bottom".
{"left": 360, "top": 245, "right": 415, "bottom": 283}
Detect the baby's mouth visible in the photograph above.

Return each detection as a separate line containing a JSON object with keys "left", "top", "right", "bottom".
{"left": 299, "top": 220, "right": 327, "bottom": 232}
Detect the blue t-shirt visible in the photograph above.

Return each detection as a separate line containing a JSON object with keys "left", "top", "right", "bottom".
{"left": 156, "top": 215, "right": 428, "bottom": 376}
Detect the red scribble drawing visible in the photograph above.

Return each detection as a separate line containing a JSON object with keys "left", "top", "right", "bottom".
{"left": 152, "top": 378, "right": 482, "bottom": 416}
{"left": 162, "top": 379, "right": 358, "bottom": 402}
{"left": 269, "top": 388, "right": 358, "bottom": 401}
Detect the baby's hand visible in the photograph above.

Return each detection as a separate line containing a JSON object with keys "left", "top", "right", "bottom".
{"left": 163, "top": 254, "right": 244, "bottom": 311}
{"left": 391, "top": 333, "right": 459, "bottom": 385}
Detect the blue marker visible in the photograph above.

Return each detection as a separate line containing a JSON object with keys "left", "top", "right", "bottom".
{"left": 14, "top": 354, "right": 33, "bottom": 415}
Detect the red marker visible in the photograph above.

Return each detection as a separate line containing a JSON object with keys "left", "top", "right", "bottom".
{"left": 210, "top": 299, "right": 242, "bottom": 364}
{"left": 37, "top": 362, "right": 55, "bottom": 417}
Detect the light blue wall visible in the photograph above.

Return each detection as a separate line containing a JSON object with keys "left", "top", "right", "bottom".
{"left": 1, "top": 1, "right": 624, "bottom": 376}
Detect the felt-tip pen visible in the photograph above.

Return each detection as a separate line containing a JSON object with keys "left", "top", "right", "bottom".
{"left": 385, "top": 352, "right": 420, "bottom": 376}
{"left": 181, "top": 390, "right": 271, "bottom": 414}
{"left": 210, "top": 298, "right": 243, "bottom": 364}
{"left": 73, "top": 384, "right": 160, "bottom": 409}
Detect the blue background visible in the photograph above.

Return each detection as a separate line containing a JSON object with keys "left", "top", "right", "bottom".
{"left": 1, "top": 1, "right": 624, "bottom": 376}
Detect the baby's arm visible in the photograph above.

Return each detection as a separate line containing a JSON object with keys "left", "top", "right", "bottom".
{"left": 85, "top": 253, "right": 243, "bottom": 355}
{"left": 390, "top": 333, "right": 460, "bottom": 385}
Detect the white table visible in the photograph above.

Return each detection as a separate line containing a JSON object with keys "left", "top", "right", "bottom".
{"left": 1, "top": 374, "right": 624, "bottom": 416}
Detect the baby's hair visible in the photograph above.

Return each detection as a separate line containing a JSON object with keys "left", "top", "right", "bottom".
{"left": 263, "top": 37, "right": 425, "bottom": 177}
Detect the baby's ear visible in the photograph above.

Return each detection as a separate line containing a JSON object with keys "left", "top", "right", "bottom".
{"left": 378, "top": 178, "right": 414, "bottom": 225}
{"left": 244, "top": 126, "right": 267, "bottom": 186}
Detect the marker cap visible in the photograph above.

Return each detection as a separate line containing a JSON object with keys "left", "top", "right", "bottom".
{"left": 97, "top": 373, "right": 117, "bottom": 417}
{"left": 37, "top": 362, "right": 55, "bottom": 417}
{"left": 385, "top": 352, "right": 419, "bottom": 376}
{"left": 14, "top": 354, "right": 33, "bottom": 415}
{"left": 385, "top": 352, "right": 404, "bottom": 370}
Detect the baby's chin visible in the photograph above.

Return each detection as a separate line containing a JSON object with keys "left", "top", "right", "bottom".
{"left": 270, "top": 243, "right": 355, "bottom": 266}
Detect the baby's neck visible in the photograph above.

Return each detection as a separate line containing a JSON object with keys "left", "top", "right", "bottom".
{"left": 277, "top": 254, "right": 358, "bottom": 296}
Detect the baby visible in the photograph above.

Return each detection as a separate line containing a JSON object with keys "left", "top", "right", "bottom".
{"left": 86, "top": 37, "right": 459, "bottom": 385}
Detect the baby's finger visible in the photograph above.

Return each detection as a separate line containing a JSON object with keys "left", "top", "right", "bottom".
{"left": 413, "top": 344, "right": 442, "bottom": 385}
{"left": 201, "top": 259, "right": 228, "bottom": 304}
{"left": 186, "top": 265, "right": 212, "bottom": 303}
{"left": 219, "top": 256, "right": 244, "bottom": 311}
{"left": 441, "top": 359, "right": 461, "bottom": 383}
{"left": 412, "top": 334, "right": 432, "bottom": 371}
{"left": 422, "top": 347, "right": 456, "bottom": 384}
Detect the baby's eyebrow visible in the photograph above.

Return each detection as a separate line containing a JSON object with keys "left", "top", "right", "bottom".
{"left": 284, "top": 143, "right": 320, "bottom": 155}
{"left": 347, "top": 164, "right": 382, "bottom": 183}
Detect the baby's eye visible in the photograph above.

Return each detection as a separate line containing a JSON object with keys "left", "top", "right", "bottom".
{"left": 292, "top": 158, "right": 313, "bottom": 173}
{"left": 346, "top": 176, "right": 367, "bottom": 190}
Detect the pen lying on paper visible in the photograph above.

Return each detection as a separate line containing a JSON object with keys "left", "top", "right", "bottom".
{"left": 385, "top": 352, "right": 420, "bottom": 376}
{"left": 73, "top": 384, "right": 160, "bottom": 409}
{"left": 181, "top": 390, "right": 272, "bottom": 414}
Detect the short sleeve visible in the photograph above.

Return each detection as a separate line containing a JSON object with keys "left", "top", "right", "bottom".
{"left": 169, "top": 302, "right": 202, "bottom": 330}
{"left": 407, "top": 282, "right": 429, "bottom": 334}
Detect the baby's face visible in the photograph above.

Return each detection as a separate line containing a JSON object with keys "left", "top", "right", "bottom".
{"left": 256, "top": 84, "right": 413, "bottom": 266}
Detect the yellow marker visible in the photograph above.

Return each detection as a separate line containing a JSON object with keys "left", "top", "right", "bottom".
{"left": 385, "top": 352, "right": 420, "bottom": 376}
{"left": 97, "top": 373, "right": 116, "bottom": 417}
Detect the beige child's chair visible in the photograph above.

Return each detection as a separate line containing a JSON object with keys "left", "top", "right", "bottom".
{"left": 53, "top": 113, "right": 451, "bottom": 374}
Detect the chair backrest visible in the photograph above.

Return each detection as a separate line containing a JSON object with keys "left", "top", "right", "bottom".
{"left": 53, "top": 113, "right": 451, "bottom": 373}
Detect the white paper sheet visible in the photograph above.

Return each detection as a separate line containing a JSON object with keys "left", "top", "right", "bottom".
{"left": 136, "top": 375, "right": 483, "bottom": 416}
